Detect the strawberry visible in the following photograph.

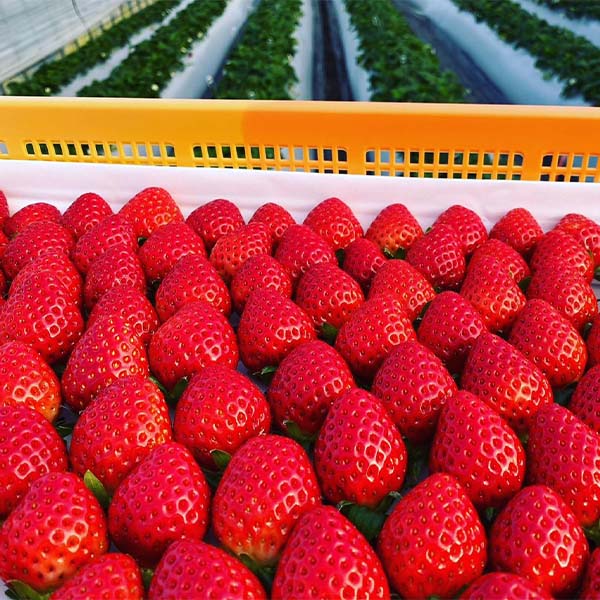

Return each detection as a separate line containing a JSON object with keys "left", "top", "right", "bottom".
{"left": 174, "top": 364, "right": 272, "bottom": 468}
{"left": 186, "top": 198, "right": 245, "bottom": 251}
{"left": 469, "top": 238, "right": 530, "bottom": 283}
{"left": 108, "top": 442, "right": 210, "bottom": 567}
{"left": 303, "top": 196, "right": 364, "bottom": 250}
{"left": 556, "top": 212, "right": 600, "bottom": 267}
{"left": 154, "top": 253, "right": 231, "bottom": 321}
{"left": 527, "top": 403, "right": 600, "bottom": 527}
{"left": 249, "top": 201, "right": 295, "bottom": 245}
{"left": 0, "top": 228, "right": 7, "bottom": 260}
{"left": 230, "top": 253, "right": 292, "bottom": 314}
{"left": 314, "top": 388, "right": 406, "bottom": 507}
{"left": 371, "top": 340, "right": 457, "bottom": 443}
{"left": 148, "top": 300, "right": 238, "bottom": 390}
{"left": 580, "top": 547, "right": 600, "bottom": 600}
{"left": 274, "top": 223, "right": 337, "bottom": 283}
{"left": 267, "top": 339, "right": 355, "bottom": 436}
{"left": 433, "top": 204, "right": 488, "bottom": 255}
{"left": 430, "top": 390, "right": 526, "bottom": 509}
{"left": 365, "top": 202, "right": 423, "bottom": 256}
{"left": 237, "top": 289, "right": 315, "bottom": 373}
{"left": 50, "top": 553, "right": 143, "bottom": 600}
{"left": 406, "top": 223, "right": 466, "bottom": 290}
{"left": 149, "top": 539, "right": 266, "bottom": 600}
{"left": 570, "top": 364, "right": 600, "bottom": 433}
{"left": 489, "top": 485, "right": 589, "bottom": 596}
{"left": 367, "top": 258, "right": 435, "bottom": 321}
{"left": 334, "top": 296, "right": 416, "bottom": 381}
{"left": 0, "top": 471, "right": 108, "bottom": 593}
{"left": 460, "top": 572, "right": 553, "bottom": 600}
{"left": 587, "top": 314, "right": 600, "bottom": 368}
{"left": 69, "top": 375, "right": 172, "bottom": 493}
{"left": 0, "top": 340, "right": 62, "bottom": 421}
{"left": 60, "top": 192, "right": 113, "bottom": 240}
{"left": 119, "top": 186, "right": 183, "bottom": 240}
{"left": 61, "top": 315, "right": 149, "bottom": 412}
{"left": 210, "top": 221, "right": 273, "bottom": 284}
{"left": 3, "top": 201, "right": 61, "bottom": 238}
{"left": 295, "top": 262, "right": 364, "bottom": 332}
{"left": 212, "top": 434, "right": 321, "bottom": 566}
{"left": 0, "top": 190, "right": 8, "bottom": 230}
{"left": 341, "top": 236, "right": 386, "bottom": 292}
{"left": 489, "top": 207, "right": 543, "bottom": 257}
{"left": 508, "top": 299, "right": 587, "bottom": 388}
{"left": 0, "top": 404, "right": 68, "bottom": 518}
{"left": 417, "top": 290, "right": 486, "bottom": 374}
{"left": 0, "top": 268, "right": 5, "bottom": 296}
{"left": 272, "top": 506, "right": 389, "bottom": 599}
{"left": 137, "top": 221, "right": 206, "bottom": 282}
{"left": 461, "top": 332, "right": 553, "bottom": 433}
{"left": 378, "top": 472, "right": 487, "bottom": 599}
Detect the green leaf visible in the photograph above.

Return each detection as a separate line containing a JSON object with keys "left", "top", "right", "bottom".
{"left": 253, "top": 365, "right": 277, "bottom": 385}
{"left": 210, "top": 449, "right": 232, "bottom": 471}
{"left": 338, "top": 502, "right": 387, "bottom": 541}
{"left": 7, "top": 581, "right": 50, "bottom": 600}
{"left": 321, "top": 322, "right": 339, "bottom": 345}
{"left": 169, "top": 377, "right": 189, "bottom": 404}
{"left": 83, "top": 470, "right": 110, "bottom": 511}
{"left": 283, "top": 420, "right": 316, "bottom": 452}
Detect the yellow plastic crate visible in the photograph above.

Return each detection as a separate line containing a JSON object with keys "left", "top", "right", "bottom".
{"left": 1, "top": 97, "right": 599, "bottom": 182}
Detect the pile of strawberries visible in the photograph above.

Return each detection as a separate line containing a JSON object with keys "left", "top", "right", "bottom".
{"left": 1, "top": 185, "right": 600, "bottom": 599}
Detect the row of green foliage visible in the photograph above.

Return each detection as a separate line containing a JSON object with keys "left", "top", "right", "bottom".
{"left": 453, "top": 0, "right": 600, "bottom": 105}
{"left": 213, "top": 0, "right": 303, "bottom": 100}
{"left": 78, "top": 0, "right": 227, "bottom": 97}
{"left": 7, "top": 1, "right": 178, "bottom": 96}
{"left": 534, "top": 0, "right": 600, "bottom": 21}
{"left": 344, "top": 0, "right": 467, "bottom": 103}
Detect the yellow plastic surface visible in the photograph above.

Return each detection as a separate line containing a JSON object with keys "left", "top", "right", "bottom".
{"left": 0, "top": 97, "right": 599, "bottom": 182}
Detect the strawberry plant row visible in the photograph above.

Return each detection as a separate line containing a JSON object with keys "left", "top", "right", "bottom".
{"left": 78, "top": 0, "right": 227, "bottom": 98}
{"left": 213, "top": 0, "right": 303, "bottom": 99}
{"left": 533, "top": 0, "right": 600, "bottom": 20}
{"left": 344, "top": 0, "right": 467, "bottom": 102}
{"left": 7, "top": 1, "right": 179, "bottom": 97}
{"left": 454, "top": 0, "right": 600, "bottom": 104}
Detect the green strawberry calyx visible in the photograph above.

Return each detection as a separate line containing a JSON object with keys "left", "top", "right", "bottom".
{"left": 337, "top": 500, "right": 388, "bottom": 542}
{"left": 210, "top": 449, "right": 232, "bottom": 471}
{"left": 584, "top": 519, "right": 600, "bottom": 545}
{"left": 238, "top": 553, "right": 276, "bottom": 594}
{"left": 383, "top": 247, "right": 407, "bottom": 260}
{"left": 7, "top": 580, "right": 50, "bottom": 600}
{"left": 83, "top": 469, "right": 111, "bottom": 511}
{"left": 283, "top": 420, "right": 317, "bottom": 452}
{"left": 321, "top": 322, "right": 339, "bottom": 345}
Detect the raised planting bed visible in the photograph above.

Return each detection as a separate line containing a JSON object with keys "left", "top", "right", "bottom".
{"left": 534, "top": 0, "right": 600, "bottom": 21}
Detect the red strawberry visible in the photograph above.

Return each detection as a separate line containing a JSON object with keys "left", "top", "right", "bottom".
{"left": 108, "top": 442, "right": 210, "bottom": 567}
{"left": 0, "top": 472, "right": 108, "bottom": 593}
{"left": 0, "top": 228, "right": 7, "bottom": 260}
{"left": 371, "top": 340, "right": 457, "bottom": 443}
{"left": 508, "top": 299, "right": 587, "bottom": 388}
{"left": 378, "top": 473, "right": 487, "bottom": 599}
{"left": 186, "top": 198, "right": 245, "bottom": 251}
{"left": 62, "top": 315, "right": 149, "bottom": 412}
{"left": 556, "top": 212, "right": 600, "bottom": 267}
{"left": 3, "top": 201, "right": 61, "bottom": 238}
{"left": 154, "top": 253, "right": 231, "bottom": 321}
{"left": 119, "top": 186, "right": 183, "bottom": 240}
{"left": 0, "top": 269, "right": 5, "bottom": 297}
{"left": 149, "top": 300, "right": 238, "bottom": 390}
{"left": 334, "top": 296, "right": 416, "bottom": 381}
{"left": 212, "top": 434, "right": 321, "bottom": 566}
{"left": 138, "top": 221, "right": 206, "bottom": 282}
{"left": 341, "top": 236, "right": 386, "bottom": 292}
{"left": 149, "top": 539, "right": 266, "bottom": 600}
{"left": 230, "top": 253, "right": 292, "bottom": 314}
{"left": 174, "top": 364, "right": 272, "bottom": 468}
{"left": 569, "top": 364, "right": 600, "bottom": 433}
{"left": 489, "top": 485, "right": 589, "bottom": 596}
{"left": 295, "top": 262, "right": 364, "bottom": 332}
{"left": 406, "top": 223, "right": 466, "bottom": 290}
{"left": 434, "top": 204, "right": 488, "bottom": 255}
{"left": 237, "top": 289, "right": 315, "bottom": 373}
{"left": 489, "top": 207, "right": 543, "bottom": 257}
{"left": 303, "top": 196, "right": 363, "bottom": 250}
{"left": 272, "top": 506, "right": 390, "bottom": 599}
{"left": 461, "top": 332, "right": 553, "bottom": 433}
{"left": 0, "top": 340, "right": 62, "bottom": 421}
{"left": 368, "top": 258, "right": 436, "bottom": 321}
{"left": 430, "top": 390, "right": 526, "bottom": 509}
{"left": 249, "top": 201, "right": 295, "bottom": 244}
{"left": 0, "top": 190, "right": 8, "bottom": 230}
{"left": 50, "top": 553, "right": 143, "bottom": 600}
{"left": 580, "top": 547, "right": 600, "bottom": 600}
{"left": 365, "top": 203, "right": 423, "bottom": 256}
{"left": 469, "top": 238, "right": 530, "bottom": 283}
{"left": 460, "top": 572, "right": 553, "bottom": 600}
{"left": 417, "top": 291, "right": 486, "bottom": 374}
{"left": 267, "top": 340, "right": 355, "bottom": 436}
{"left": 69, "top": 375, "right": 172, "bottom": 493}
{"left": 0, "top": 404, "right": 67, "bottom": 518}
{"left": 60, "top": 192, "right": 113, "bottom": 240}
{"left": 314, "top": 388, "right": 406, "bottom": 507}
{"left": 587, "top": 314, "right": 600, "bottom": 368}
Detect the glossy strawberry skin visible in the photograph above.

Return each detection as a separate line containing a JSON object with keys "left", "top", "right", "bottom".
{"left": 0, "top": 472, "right": 109, "bottom": 593}
{"left": 186, "top": 198, "right": 245, "bottom": 251}
{"left": 372, "top": 340, "right": 457, "bottom": 444}
{"left": 212, "top": 434, "right": 321, "bottom": 566}
{"left": 303, "top": 196, "right": 364, "bottom": 250}
{"left": 341, "top": 237, "right": 386, "bottom": 292}
{"left": 569, "top": 365, "right": 600, "bottom": 434}
{"left": 378, "top": 473, "right": 487, "bottom": 599}
{"left": 272, "top": 506, "right": 390, "bottom": 599}
{"left": 174, "top": 365, "right": 272, "bottom": 468}
{"left": 556, "top": 212, "right": 600, "bottom": 266}
{"left": 365, "top": 203, "right": 423, "bottom": 255}
{"left": 434, "top": 204, "right": 488, "bottom": 255}
{"left": 587, "top": 314, "right": 600, "bottom": 368}
{"left": 249, "top": 202, "right": 295, "bottom": 244}
{"left": 109, "top": 442, "right": 210, "bottom": 568}
{"left": 149, "top": 539, "right": 266, "bottom": 600}
{"left": 469, "top": 238, "right": 530, "bottom": 282}
{"left": 489, "top": 485, "right": 589, "bottom": 597}
{"left": 0, "top": 190, "right": 9, "bottom": 231}
{"left": 580, "top": 547, "right": 600, "bottom": 600}
{"left": 314, "top": 388, "right": 406, "bottom": 507}
{"left": 3, "top": 202, "right": 61, "bottom": 238}
{"left": 460, "top": 572, "right": 553, "bottom": 600}
{"left": 60, "top": 192, "right": 113, "bottom": 240}
{"left": 489, "top": 207, "right": 543, "bottom": 257}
